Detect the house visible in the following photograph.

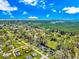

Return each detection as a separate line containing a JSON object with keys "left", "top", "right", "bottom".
{"left": 0, "top": 40, "right": 3, "bottom": 47}
{"left": 22, "top": 47, "right": 31, "bottom": 53}
{"left": 0, "top": 25, "right": 3, "bottom": 29}
{"left": 3, "top": 53, "right": 11, "bottom": 57}
{"left": 26, "top": 55, "right": 32, "bottom": 59}
{"left": 75, "top": 42, "right": 79, "bottom": 48}
{"left": 14, "top": 49, "right": 21, "bottom": 57}
{"left": 31, "top": 53, "right": 37, "bottom": 57}
{"left": 0, "top": 48, "right": 3, "bottom": 54}
{"left": 15, "top": 52, "right": 20, "bottom": 57}
{"left": 69, "top": 32, "right": 75, "bottom": 36}
{"left": 74, "top": 35, "right": 79, "bottom": 38}
{"left": 49, "top": 48, "right": 54, "bottom": 55}
{"left": 6, "top": 41, "right": 11, "bottom": 46}
{"left": 50, "top": 37, "right": 57, "bottom": 41}
{"left": 58, "top": 31, "right": 66, "bottom": 35}
{"left": 8, "top": 45, "right": 13, "bottom": 49}
{"left": 38, "top": 43, "right": 48, "bottom": 52}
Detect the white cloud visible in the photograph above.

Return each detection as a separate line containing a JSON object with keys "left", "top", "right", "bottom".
{"left": 0, "top": 0, "right": 17, "bottom": 11}
{"left": 2, "top": 11, "right": 14, "bottom": 18}
{"left": 42, "top": 5, "right": 46, "bottom": 9}
{"left": 19, "top": 0, "right": 38, "bottom": 6}
{"left": 37, "top": 0, "right": 47, "bottom": 9}
{"left": 7, "top": 11, "right": 12, "bottom": 15}
{"left": 58, "top": 11, "right": 61, "bottom": 13}
{"left": 63, "top": 7, "right": 79, "bottom": 14}
{"left": 49, "top": 3, "right": 54, "bottom": 6}
{"left": 23, "top": 11, "right": 28, "bottom": 15}
{"left": 53, "top": 10, "right": 56, "bottom": 12}
{"left": 28, "top": 16, "right": 38, "bottom": 19}
{"left": 46, "top": 14, "right": 49, "bottom": 17}
{"left": 2, "top": 11, "right": 12, "bottom": 15}
{"left": 2, "top": 12, "right": 8, "bottom": 15}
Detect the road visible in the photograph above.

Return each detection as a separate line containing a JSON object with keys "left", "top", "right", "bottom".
{"left": 8, "top": 41, "right": 49, "bottom": 59}
{"left": 21, "top": 41, "right": 49, "bottom": 59}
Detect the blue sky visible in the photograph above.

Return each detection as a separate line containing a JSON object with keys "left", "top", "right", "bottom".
{"left": 0, "top": 0, "right": 79, "bottom": 20}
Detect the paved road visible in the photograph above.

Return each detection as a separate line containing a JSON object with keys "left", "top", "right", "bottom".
{"left": 8, "top": 41, "right": 49, "bottom": 59}
{"left": 22, "top": 41, "right": 49, "bottom": 59}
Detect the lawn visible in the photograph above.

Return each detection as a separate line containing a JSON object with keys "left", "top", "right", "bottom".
{"left": 46, "top": 40, "right": 58, "bottom": 50}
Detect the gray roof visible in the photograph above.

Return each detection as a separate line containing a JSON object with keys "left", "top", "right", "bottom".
{"left": 31, "top": 53, "right": 37, "bottom": 57}
{"left": 15, "top": 52, "right": 20, "bottom": 56}
{"left": 26, "top": 55, "right": 32, "bottom": 59}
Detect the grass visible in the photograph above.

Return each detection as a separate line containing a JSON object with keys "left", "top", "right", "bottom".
{"left": 46, "top": 40, "right": 57, "bottom": 50}
{"left": 31, "top": 22, "right": 79, "bottom": 34}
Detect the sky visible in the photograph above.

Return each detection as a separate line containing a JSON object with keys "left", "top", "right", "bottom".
{"left": 0, "top": 0, "right": 79, "bottom": 20}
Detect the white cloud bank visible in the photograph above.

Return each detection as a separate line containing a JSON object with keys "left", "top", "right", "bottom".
{"left": 28, "top": 16, "right": 38, "bottom": 19}
{"left": 63, "top": 7, "right": 79, "bottom": 14}
{"left": 0, "top": 0, "right": 17, "bottom": 11}
{"left": 19, "top": 0, "right": 38, "bottom": 6}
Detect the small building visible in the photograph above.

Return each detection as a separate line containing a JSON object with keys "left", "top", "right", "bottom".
{"left": 6, "top": 41, "right": 11, "bottom": 46}
{"left": 74, "top": 35, "right": 79, "bottom": 38}
{"left": 8, "top": 45, "right": 13, "bottom": 49}
{"left": 0, "top": 40, "right": 3, "bottom": 47}
{"left": 75, "top": 42, "right": 79, "bottom": 48}
{"left": 0, "top": 25, "right": 3, "bottom": 29}
{"left": 26, "top": 55, "right": 32, "bottom": 59}
{"left": 3, "top": 53, "right": 11, "bottom": 57}
{"left": 0, "top": 48, "right": 3, "bottom": 54}
{"left": 15, "top": 52, "right": 20, "bottom": 57}
{"left": 58, "top": 31, "right": 66, "bottom": 35}
{"left": 14, "top": 49, "right": 21, "bottom": 57}
{"left": 31, "top": 53, "right": 37, "bottom": 57}
{"left": 49, "top": 48, "right": 54, "bottom": 55}
{"left": 38, "top": 43, "right": 48, "bottom": 52}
